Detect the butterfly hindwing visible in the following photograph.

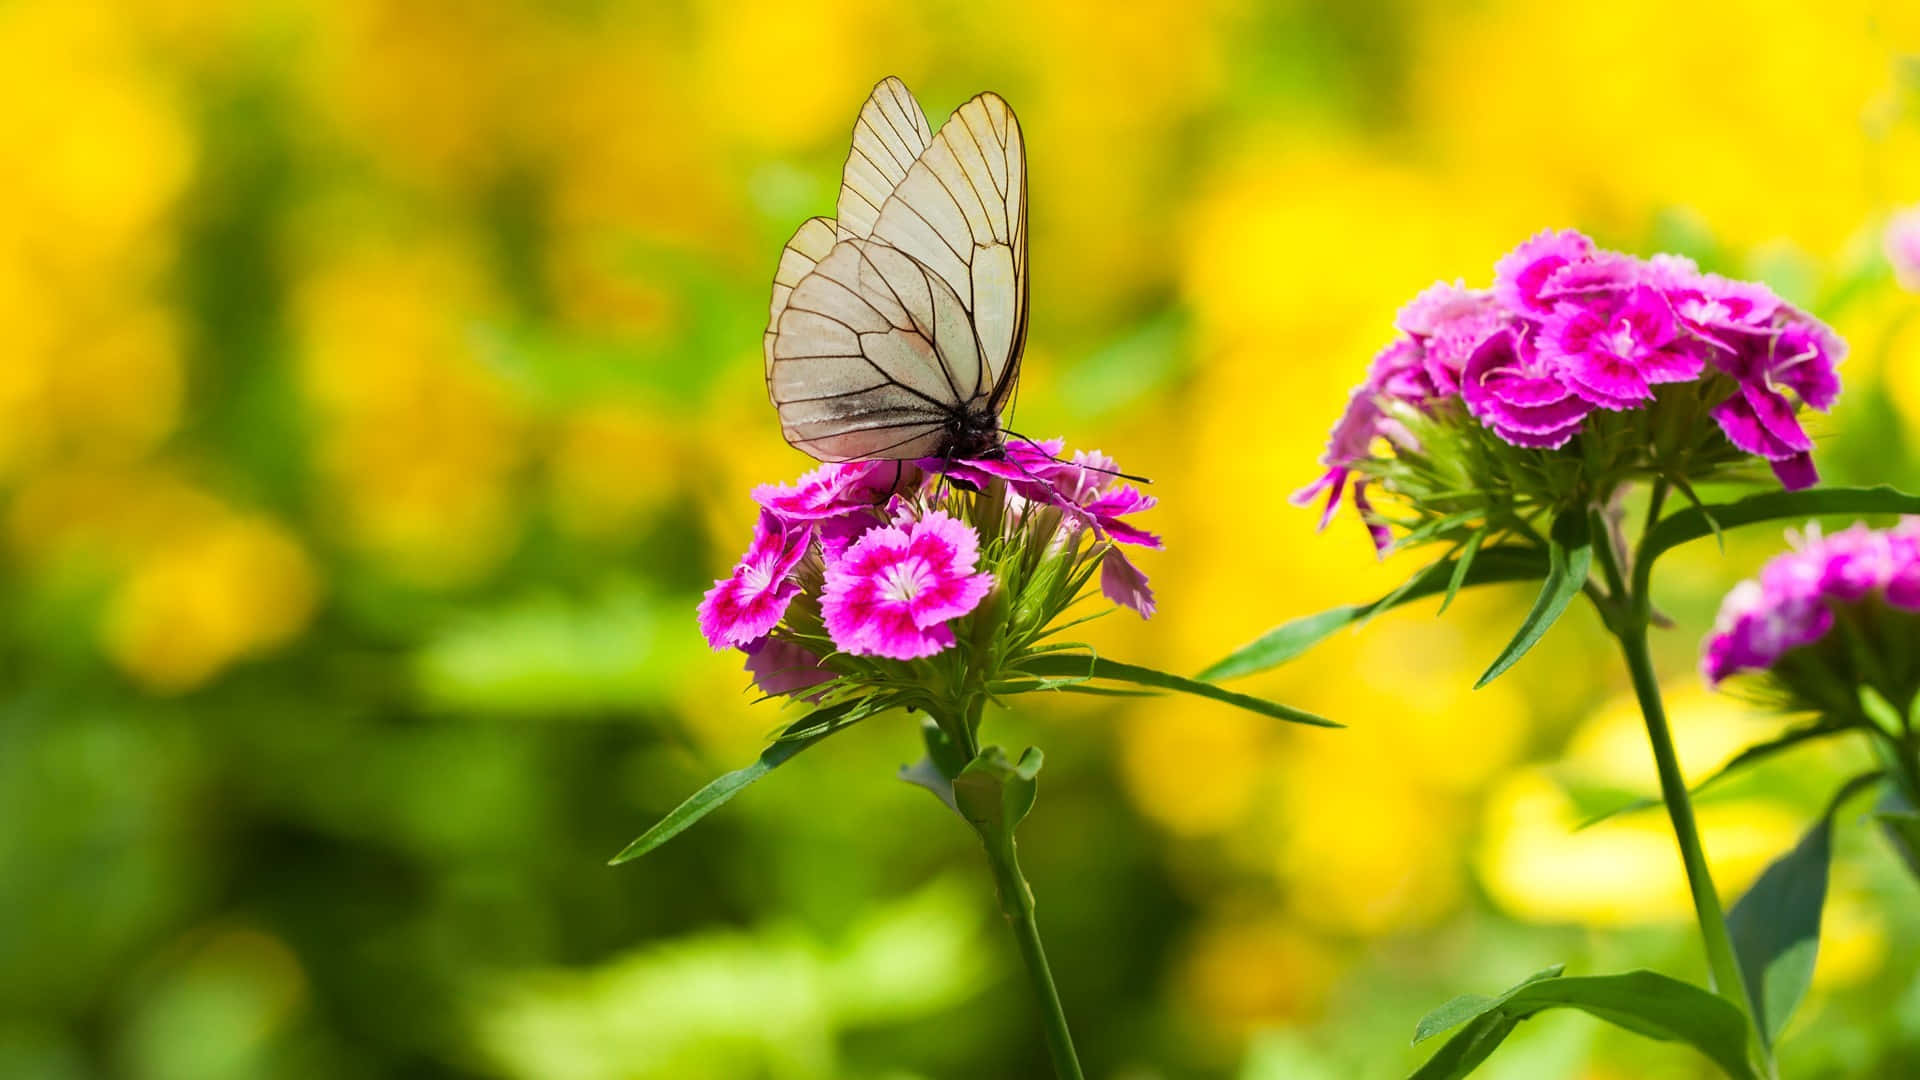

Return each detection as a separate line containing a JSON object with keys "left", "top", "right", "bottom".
{"left": 770, "top": 239, "right": 953, "bottom": 462}
{"left": 764, "top": 215, "right": 840, "bottom": 389}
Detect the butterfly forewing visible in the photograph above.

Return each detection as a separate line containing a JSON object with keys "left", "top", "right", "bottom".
{"left": 765, "top": 79, "right": 1028, "bottom": 462}
{"left": 867, "top": 92, "right": 1027, "bottom": 410}
{"left": 836, "top": 77, "right": 933, "bottom": 242}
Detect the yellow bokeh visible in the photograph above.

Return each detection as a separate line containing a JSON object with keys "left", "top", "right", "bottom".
{"left": 3, "top": 0, "right": 1918, "bottom": 1073}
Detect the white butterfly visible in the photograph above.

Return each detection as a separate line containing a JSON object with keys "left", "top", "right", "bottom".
{"left": 764, "top": 76, "right": 1028, "bottom": 462}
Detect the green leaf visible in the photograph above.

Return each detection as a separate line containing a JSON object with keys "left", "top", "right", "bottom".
{"left": 1197, "top": 546, "right": 1549, "bottom": 682}
{"left": 1878, "top": 787, "right": 1920, "bottom": 883}
{"left": 1474, "top": 510, "right": 1593, "bottom": 689}
{"left": 1407, "top": 969, "right": 1758, "bottom": 1080}
{"left": 1578, "top": 717, "right": 1854, "bottom": 830}
{"left": 1408, "top": 1013, "right": 1521, "bottom": 1080}
{"left": 1438, "top": 529, "right": 1488, "bottom": 615}
{"left": 899, "top": 717, "right": 970, "bottom": 815}
{"left": 1020, "top": 653, "right": 1339, "bottom": 727}
{"left": 1413, "top": 964, "right": 1565, "bottom": 1044}
{"left": 1727, "top": 816, "right": 1833, "bottom": 1046}
{"left": 1639, "top": 486, "right": 1920, "bottom": 580}
{"left": 608, "top": 703, "right": 855, "bottom": 865}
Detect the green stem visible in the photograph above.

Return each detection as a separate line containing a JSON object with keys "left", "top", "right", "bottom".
{"left": 1614, "top": 620, "right": 1767, "bottom": 1066}
{"left": 978, "top": 829, "right": 1084, "bottom": 1080}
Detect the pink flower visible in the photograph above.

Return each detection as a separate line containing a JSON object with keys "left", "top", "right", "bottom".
{"left": 821, "top": 510, "right": 995, "bottom": 659}
{"left": 1298, "top": 228, "right": 1850, "bottom": 550}
{"left": 1292, "top": 337, "right": 1451, "bottom": 536}
{"left": 755, "top": 460, "right": 910, "bottom": 523}
{"left": 1702, "top": 520, "right": 1920, "bottom": 685}
{"left": 1460, "top": 329, "right": 1592, "bottom": 449}
{"left": 1493, "top": 229, "right": 1595, "bottom": 315}
{"left": 1540, "top": 284, "right": 1706, "bottom": 410}
{"left": 743, "top": 637, "right": 834, "bottom": 699}
{"left": 1100, "top": 550, "right": 1156, "bottom": 619}
{"left": 933, "top": 439, "right": 1161, "bottom": 617}
{"left": 698, "top": 511, "right": 812, "bottom": 650}
{"left": 1887, "top": 207, "right": 1920, "bottom": 292}
{"left": 1396, "top": 282, "right": 1507, "bottom": 383}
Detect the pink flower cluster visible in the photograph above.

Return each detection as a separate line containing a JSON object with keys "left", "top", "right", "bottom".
{"left": 1298, "top": 230, "right": 1845, "bottom": 546}
{"left": 697, "top": 440, "right": 1159, "bottom": 682}
{"left": 1702, "top": 520, "right": 1920, "bottom": 686}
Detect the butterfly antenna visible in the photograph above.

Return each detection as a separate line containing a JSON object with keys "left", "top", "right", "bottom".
{"left": 1002, "top": 428, "right": 1153, "bottom": 485}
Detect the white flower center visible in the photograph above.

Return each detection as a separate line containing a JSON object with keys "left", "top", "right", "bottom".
{"left": 881, "top": 558, "right": 931, "bottom": 604}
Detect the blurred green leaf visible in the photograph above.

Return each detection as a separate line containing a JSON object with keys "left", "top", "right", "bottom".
{"left": 1409, "top": 1012, "right": 1521, "bottom": 1080}
{"left": 1474, "top": 510, "right": 1592, "bottom": 689}
{"left": 1878, "top": 787, "right": 1920, "bottom": 884}
{"left": 1196, "top": 546, "right": 1549, "bottom": 682}
{"left": 1578, "top": 717, "right": 1855, "bottom": 830}
{"left": 1020, "top": 654, "right": 1338, "bottom": 727}
{"left": 1413, "top": 964, "right": 1565, "bottom": 1044}
{"left": 609, "top": 704, "right": 856, "bottom": 864}
{"left": 1409, "top": 969, "right": 1758, "bottom": 1080}
{"left": 1727, "top": 816, "right": 1833, "bottom": 1046}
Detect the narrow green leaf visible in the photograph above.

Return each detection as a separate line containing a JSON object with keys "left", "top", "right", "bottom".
{"left": 1021, "top": 653, "right": 1339, "bottom": 727}
{"left": 609, "top": 704, "right": 854, "bottom": 864}
{"left": 1407, "top": 970, "right": 1758, "bottom": 1080}
{"left": 1474, "top": 510, "right": 1593, "bottom": 688}
{"left": 1413, "top": 964, "right": 1565, "bottom": 1044}
{"left": 1408, "top": 1013, "right": 1520, "bottom": 1080}
{"left": 1577, "top": 718, "right": 1854, "bottom": 830}
{"left": 1727, "top": 817, "right": 1833, "bottom": 1046}
{"left": 1640, "top": 486, "right": 1920, "bottom": 577}
{"left": 1198, "top": 546, "right": 1549, "bottom": 682}
{"left": 1438, "top": 528, "right": 1488, "bottom": 615}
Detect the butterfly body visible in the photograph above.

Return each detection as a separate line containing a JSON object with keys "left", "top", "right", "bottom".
{"left": 764, "top": 78, "right": 1028, "bottom": 463}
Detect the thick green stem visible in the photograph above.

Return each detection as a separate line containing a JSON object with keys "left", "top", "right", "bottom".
{"left": 978, "top": 831, "right": 1084, "bottom": 1080}
{"left": 1614, "top": 622, "right": 1765, "bottom": 1051}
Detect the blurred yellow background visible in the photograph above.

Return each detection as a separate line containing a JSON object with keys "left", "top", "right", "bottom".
{"left": 3, "top": 1, "right": 1919, "bottom": 1077}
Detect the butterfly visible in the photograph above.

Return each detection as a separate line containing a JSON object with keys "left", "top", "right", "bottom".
{"left": 763, "top": 76, "right": 1027, "bottom": 463}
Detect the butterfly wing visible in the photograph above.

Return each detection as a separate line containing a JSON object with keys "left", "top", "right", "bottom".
{"left": 768, "top": 238, "right": 971, "bottom": 461}
{"left": 865, "top": 91, "right": 1027, "bottom": 414}
{"left": 765, "top": 81, "right": 1028, "bottom": 463}
{"left": 836, "top": 77, "right": 933, "bottom": 242}
{"left": 764, "top": 215, "right": 839, "bottom": 391}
